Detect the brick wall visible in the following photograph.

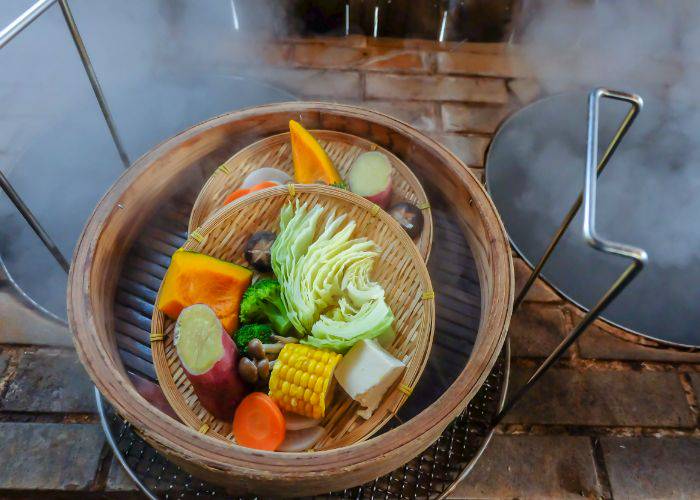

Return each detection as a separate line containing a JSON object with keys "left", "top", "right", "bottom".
{"left": 0, "top": 35, "right": 698, "bottom": 498}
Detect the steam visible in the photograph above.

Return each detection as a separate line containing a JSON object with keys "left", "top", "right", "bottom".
{"left": 512, "top": 0, "right": 700, "bottom": 268}
{"left": 0, "top": 1, "right": 294, "bottom": 318}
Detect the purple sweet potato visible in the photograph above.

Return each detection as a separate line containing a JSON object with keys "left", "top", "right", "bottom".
{"left": 174, "top": 304, "right": 247, "bottom": 420}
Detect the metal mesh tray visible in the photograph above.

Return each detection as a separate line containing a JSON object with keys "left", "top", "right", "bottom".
{"left": 98, "top": 347, "right": 507, "bottom": 499}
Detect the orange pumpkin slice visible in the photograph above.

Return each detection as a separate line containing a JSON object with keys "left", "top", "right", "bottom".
{"left": 289, "top": 120, "right": 344, "bottom": 186}
{"left": 157, "top": 250, "right": 253, "bottom": 333}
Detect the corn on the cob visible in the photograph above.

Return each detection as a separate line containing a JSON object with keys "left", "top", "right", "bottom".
{"left": 268, "top": 343, "right": 342, "bottom": 419}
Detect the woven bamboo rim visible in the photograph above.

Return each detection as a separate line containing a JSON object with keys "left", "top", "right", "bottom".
{"left": 69, "top": 102, "right": 513, "bottom": 496}
{"left": 152, "top": 185, "right": 435, "bottom": 450}
{"left": 188, "top": 130, "right": 433, "bottom": 261}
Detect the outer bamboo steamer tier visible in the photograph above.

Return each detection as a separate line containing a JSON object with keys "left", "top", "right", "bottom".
{"left": 68, "top": 102, "right": 513, "bottom": 496}
{"left": 188, "top": 130, "right": 433, "bottom": 261}
{"left": 152, "top": 185, "right": 435, "bottom": 450}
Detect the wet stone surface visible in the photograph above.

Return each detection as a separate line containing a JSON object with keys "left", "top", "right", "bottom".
{"left": 601, "top": 437, "right": 700, "bottom": 499}
{"left": 0, "top": 422, "right": 104, "bottom": 490}
{"left": 1, "top": 349, "right": 96, "bottom": 413}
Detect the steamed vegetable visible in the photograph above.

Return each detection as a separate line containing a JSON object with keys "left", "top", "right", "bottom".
{"left": 239, "top": 279, "right": 293, "bottom": 336}
{"left": 389, "top": 202, "right": 424, "bottom": 239}
{"left": 271, "top": 201, "right": 396, "bottom": 352}
{"left": 246, "top": 338, "right": 266, "bottom": 360}
{"left": 347, "top": 151, "right": 394, "bottom": 209}
{"left": 158, "top": 250, "right": 253, "bottom": 333}
{"left": 289, "top": 120, "right": 344, "bottom": 186}
{"left": 234, "top": 324, "right": 273, "bottom": 353}
{"left": 282, "top": 411, "right": 321, "bottom": 431}
{"left": 238, "top": 357, "right": 259, "bottom": 384}
{"left": 268, "top": 343, "right": 342, "bottom": 419}
{"left": 233, "top": 392, "right": 286, "bottom": 451}
{"left": 278, "top": 426, "right": 325, "bottom": 452}
{"left": 271, "top": 202, "right": 379, "bottom": 334}
{"left": 304, "top": 299, "right": 394, "bottom": 353}
{"left": 240, "top": 167, "right": 291, "bottom": 189}
{"left": 128, "top": 372, "right": 178, "bottom": 420}
{"left": 223, "top": 181, "right": 279, "bottom": 206}
{"left": 174, "top": 304, "right": 247, "bottom": 420}
{"left": 244, "top": 231, "right": 276, "bottom": 272}
{"left": 257, "top": 358, "right": 271, "bottom": 380}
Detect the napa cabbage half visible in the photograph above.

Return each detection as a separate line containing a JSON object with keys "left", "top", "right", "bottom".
{"left": 271, "top": 201, "right": 395, "bottom": 352}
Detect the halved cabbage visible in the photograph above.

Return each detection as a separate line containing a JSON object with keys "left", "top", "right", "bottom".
{"left": 271, "top": 201, "right": 395, "bottom": 352}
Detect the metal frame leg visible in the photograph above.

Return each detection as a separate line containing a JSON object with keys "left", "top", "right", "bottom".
{"left": 0, "top": 170, "right": 70, "bottom": 272}
{"left": 58, "top": 0, "right": 130, "bottom": 169}
{"left": 0, "top": 0, "right": 130, "bottom": 275}
{"left": 492, "top": 88, "right": 647, "bottom": 425}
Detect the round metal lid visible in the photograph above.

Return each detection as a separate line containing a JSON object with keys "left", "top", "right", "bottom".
{"left": 486, "top": 91, "right": 700, "bottom": 348}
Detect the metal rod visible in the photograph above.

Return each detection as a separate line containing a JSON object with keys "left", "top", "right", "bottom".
{"left": 0, "top": 0, "right": 57, "bottom": 50}
{"left": 95, "top": 388, "right": 158, "bottom": 500}
{"left": 344, "top": 2, "right": 350, "bottom": 36}
{"left": 0, "top": 170, "right": 70, "bottom": 273}
{"left": 493, "top": 88, "right": 647, "bottom": 426}
{"left": 230, "top": 0, "right": 239, "bottom": 31}
{"left": 438, "top": 9, "right": 448, "bottom": 42}
{"left": 437, "top": 344, "right": 511, "bottom": 500}
{"left": 512, "top": 94, "right": 642, "bottom": 311}
{"left": 58, "top": 0, "right": 130, "bottom": 169}
{"left": 372, "top": 4, "right": 379, "bottom": 38}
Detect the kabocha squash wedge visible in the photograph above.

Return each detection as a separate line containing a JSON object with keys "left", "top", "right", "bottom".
{"left": 289, "top": 120, "right": 344, "bottom": 186}
{"left": 157, "top": 250, "right": 253, "bottom": 333}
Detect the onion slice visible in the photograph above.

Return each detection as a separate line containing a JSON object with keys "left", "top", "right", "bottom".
{"left": 283, "top": 410, "right": 321, "bottom": 431}
{"left": 241, "top": 167, "right": 292, "bottom": 189}
{"left": 277, "top": 425, "right": 325, "bottom": 452}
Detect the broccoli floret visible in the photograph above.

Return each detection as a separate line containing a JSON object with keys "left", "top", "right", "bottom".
{"left": 234, "top": 324, "right": 273, "bottom": 352}
{"left": 239, "top": 279, "right": 293, "bottom": 336}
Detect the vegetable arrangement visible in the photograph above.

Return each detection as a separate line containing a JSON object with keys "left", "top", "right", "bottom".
{"left": 156, "top": 123, "right": 419, "bottom": 452}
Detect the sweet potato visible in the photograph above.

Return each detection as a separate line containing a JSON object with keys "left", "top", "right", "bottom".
{"left": 348, "top": 151, "right": 393, "bottom": 209}
{"left": 174, "top": 304, "right": 247, "bottom": 420}
{"left": 128, "top": 372, "right": 179, "bottom": 421}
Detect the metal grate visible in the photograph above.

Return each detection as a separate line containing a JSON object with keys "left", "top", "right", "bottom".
{"left": 99, "top": 351, "right": 506, "bottom": 499}
{"left": 104, "top": 188, "right": 508, "bottom": 498}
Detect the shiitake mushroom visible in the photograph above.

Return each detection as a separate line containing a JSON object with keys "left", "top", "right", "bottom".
{"left": 389, "top": 202, "right": 424, "bottom": 239}
{"left": 244, "top": 231, "right": 276, "bottom": 272}
{"left": 238, "top": 357, "right": 259, "bottom": 384}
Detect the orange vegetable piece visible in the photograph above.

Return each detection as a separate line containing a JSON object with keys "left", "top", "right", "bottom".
{"left": 233, "top": 392, "right": 286, "bottom": 451}
{"left": 157, "top": 250, "right": 252, "bottom": 333}
{"left": 289, "top": 120, "right": 343, "bottom": 185}
{"left": 223, "top": 181, "right": 278, "bottom": 206}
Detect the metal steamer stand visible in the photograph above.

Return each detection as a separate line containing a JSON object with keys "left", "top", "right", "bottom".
{"left": 1, "top": 2, "right": 650, "bottom": 499}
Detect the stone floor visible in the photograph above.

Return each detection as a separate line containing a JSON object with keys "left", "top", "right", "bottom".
{"left": 0, "top": 34, "right": 699, "bottom": 499}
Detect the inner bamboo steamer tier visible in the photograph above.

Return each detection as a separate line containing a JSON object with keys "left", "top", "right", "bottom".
{"left": 152, "top": 185, "right": 435, "bottom": 450}
{"left": 68, "top": 102, "right": 513, "bottom": 496}
{"left": 189, "top": 130, "right": 433, "bottom": 261}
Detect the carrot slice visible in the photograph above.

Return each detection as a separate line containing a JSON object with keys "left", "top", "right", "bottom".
{"left": 233, "top": 392, "right": 286, "bottom": 451}
{"left": 223, "top": 181, "right": 279, "bottom": 206}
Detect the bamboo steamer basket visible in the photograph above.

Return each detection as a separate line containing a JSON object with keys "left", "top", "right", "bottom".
{"left": 188, "top": 131, "right": 433, "bottom": 260}
{"left": 68, "top": 102, "right": 513, "bottom": 497}
{"left": 152, "top": 185, "right": 435, "bottom": 450}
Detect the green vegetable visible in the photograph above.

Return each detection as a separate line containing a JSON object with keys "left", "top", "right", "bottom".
{"left": 272, "top": 202, "right": 378, "bottom": 334}
{"left": 271, "top": 201, "right": 395, "bottom": 353}
{"left": 239, "top": 279, "right": 293, "bottom": 336}
{"left": 302, "top": 298, "right": 394, "bottom": 353}
{"left": 234, "top": 324, "right": 273, "bottom": 352}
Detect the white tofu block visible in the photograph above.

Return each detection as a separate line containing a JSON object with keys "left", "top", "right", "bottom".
{"left": 334, "top": 339, "right": 405, "bottom": 419}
